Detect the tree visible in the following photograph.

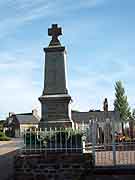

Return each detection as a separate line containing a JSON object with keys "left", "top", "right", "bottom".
{"left": 132, "top": 109, "right": 135, "bottom": 120}
{"left": 114, "top": 80, "right": 131, "bottom": 135}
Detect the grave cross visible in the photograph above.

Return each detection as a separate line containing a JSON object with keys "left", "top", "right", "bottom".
{"left": 48, "top": 24, "right": 62, "bottom": 46}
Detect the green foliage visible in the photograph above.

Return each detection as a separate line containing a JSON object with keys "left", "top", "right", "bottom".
{"left": 0, "top": 132, "right": 10, "bottom": 141}
{"left": 0, "top": 120, "right": 4, "bottom": 131}
{"left": 24, "top": 128, "right": 83, "bottom": 152}
{"left": 47, "top": 129, "right": 82, "bottom": 144}
{"left": 46, "top": 129, "right": 83, "bottom": 152}
{"left": 114, "top": 80, "right": 131, "bottom": 121}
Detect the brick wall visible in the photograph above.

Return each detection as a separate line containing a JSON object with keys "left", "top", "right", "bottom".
{"left": 14, "top": 153, "right": 93, "bottom": 180}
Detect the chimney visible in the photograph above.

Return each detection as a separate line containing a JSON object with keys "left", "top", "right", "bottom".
{"left": 9, "top": 112, "right": 15, "bottom": 117}
{"left": 103, "top": 98, "right": 108, "bottom": 112}
{"left": 32, "top": 109, "right": 38, "bottom": 117}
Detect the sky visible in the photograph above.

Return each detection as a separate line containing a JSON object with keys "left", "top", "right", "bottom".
{"left": 0, "top": 0, "right": 135, "bottom": 119}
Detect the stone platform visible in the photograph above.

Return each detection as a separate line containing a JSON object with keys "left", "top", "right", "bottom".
{"left": 14, "top": 153, "right": 93, "bottom": 180}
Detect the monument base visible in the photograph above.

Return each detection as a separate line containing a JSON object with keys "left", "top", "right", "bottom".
{"left": 39, "top": 119, "right": 74, "bottom": 129}
{"left": 39, "top": 94, "right": 73, "bottom": 129}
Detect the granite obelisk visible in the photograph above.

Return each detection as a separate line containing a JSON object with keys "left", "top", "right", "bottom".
{"left": 39, "top": 24, "right": 73, "bottom": 128}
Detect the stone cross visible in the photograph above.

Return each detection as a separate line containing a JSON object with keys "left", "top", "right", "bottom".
{"left": 48, "top": 24, "right": 62, "bottom": 46}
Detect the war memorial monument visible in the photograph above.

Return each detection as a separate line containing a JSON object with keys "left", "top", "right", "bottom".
{"left": 39, "top": 24, "right": 73, "bottom": 128}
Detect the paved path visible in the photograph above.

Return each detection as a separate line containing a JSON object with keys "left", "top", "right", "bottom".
{"left": 0, "top": 138, "right": 24, "bottom": 180}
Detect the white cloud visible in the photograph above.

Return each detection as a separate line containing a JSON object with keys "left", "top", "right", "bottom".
{"left": 0, "top": 0, "right": 106, "bottom": 38}
{"left": 0, "top": 51, "right": 42, "bottom": 119}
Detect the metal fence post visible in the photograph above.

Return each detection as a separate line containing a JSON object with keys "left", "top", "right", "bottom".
{"left": 112, "top": 119, "right": 116, "bottom": 166}
{"left": 35, "top": 128, "right": 36, "bottom": 152}
{"left": 24, "top": 128, "right": 26, "bottom": 153}
{"left": 91, "top": 120, "right": 96, "bottom": 166}
{"left": 30, "top": 128, "right": 32, "bottom": 152}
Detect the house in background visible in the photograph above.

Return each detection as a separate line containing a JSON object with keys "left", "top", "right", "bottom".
{"left": 72, "top": 109, "right": 120, "bottom": 130}
{"left": 71, "top": 98, "right": 120, "bottom": 143}
{"left": 72, "top": 98, "right": 120, "bottom": 129}
{"left": 4, "top": 109, "right": 40, "bottom": 137}
{"left": 3, "top": 99, "right": 120, "bottom": 139}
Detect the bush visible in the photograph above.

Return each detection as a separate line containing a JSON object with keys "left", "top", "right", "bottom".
{"left": 0, "top": 132, "right": 10, "bottom": 141}
{"left": 0, "top": 136, "right": 10, "bottom": 141}
{"left": 47, "top": 129, "right": 83, "bottom": 152}
{"left": 24, "top": 129, "right": 83, "bottom": 152}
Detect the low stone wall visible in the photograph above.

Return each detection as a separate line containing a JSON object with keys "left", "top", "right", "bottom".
{"left": 14, "top": 153, "right": 93, "bottom": 180}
